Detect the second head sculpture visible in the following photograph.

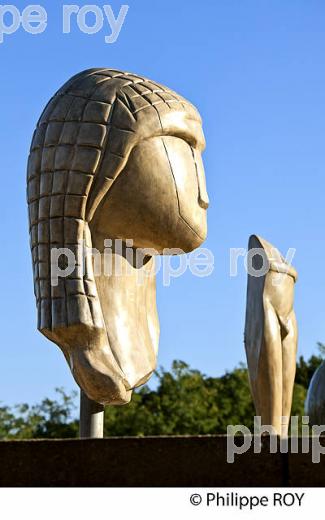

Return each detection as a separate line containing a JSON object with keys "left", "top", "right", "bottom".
{"left": 27, "top": 69, "right": 209, "bottom": 405}
{"left": 244, "top": 235, "right": 298, "bottom": 436}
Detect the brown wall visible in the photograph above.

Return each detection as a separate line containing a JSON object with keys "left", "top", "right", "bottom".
{"left": 0, "top": 436, "right": 324, "bottom": 487}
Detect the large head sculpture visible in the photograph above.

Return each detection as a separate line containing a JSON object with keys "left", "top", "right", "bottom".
{"left": 27, "top": 69, "right": 209, "bottom": 404}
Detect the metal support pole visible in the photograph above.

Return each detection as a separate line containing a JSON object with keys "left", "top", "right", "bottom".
{"left": 79, "top": 390, "right": 104, "bottom": 438}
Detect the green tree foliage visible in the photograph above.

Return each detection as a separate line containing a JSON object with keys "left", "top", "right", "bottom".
{"left": 104, "top": 361, "right": 255, "bottom": 436}
{"left": 0, "top": 388, "right": 78, "bottom": 439}
{"left": 0, "top": 349, "right": 323, "bottom": 439}
{"left": 295, "top": 343, "right": 324, "bottom": 388}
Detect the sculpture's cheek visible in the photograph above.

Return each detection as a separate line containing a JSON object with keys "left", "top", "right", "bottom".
{"left": 91, "top": 136, "right": 208, "bottom": 253}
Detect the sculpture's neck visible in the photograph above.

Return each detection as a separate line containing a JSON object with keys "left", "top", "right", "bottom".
{"left": 94, "top": 252, "right": 159, "bottom": 390}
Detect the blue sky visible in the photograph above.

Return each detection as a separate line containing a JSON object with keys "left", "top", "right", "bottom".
{"left": 1, "top": 0, "right": 325, "bottom": 406}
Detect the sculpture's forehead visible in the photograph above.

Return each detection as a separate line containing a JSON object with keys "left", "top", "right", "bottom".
{"left": 121, "top": 75, "right": 205, "bottom": 150}
{"left": 29, "top": 69, "right": 206, "bottom": 221}
{"left": 57, "top": 68, "right": 205, "bottom": 150}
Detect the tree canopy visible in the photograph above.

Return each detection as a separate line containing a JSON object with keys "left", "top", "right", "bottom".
{"left": 0, "top": 346, "right": 323, "bottom": 439}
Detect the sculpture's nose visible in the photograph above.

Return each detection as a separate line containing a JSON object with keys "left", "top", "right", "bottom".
{"left": 197, "top": 161, "right": 209, "bottom": 209}
{"left": 192, "top": 147, "right": 209, "bottom": 210}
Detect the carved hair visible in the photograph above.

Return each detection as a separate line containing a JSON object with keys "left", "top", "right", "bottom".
{"left": 27, "top": 68, "right": 200, "bottom": 347}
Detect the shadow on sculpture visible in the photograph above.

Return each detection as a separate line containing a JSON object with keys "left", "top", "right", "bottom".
{"left": 27, "top": 69, "right": 209, "bottom": 415}
{"left": 244, "top": 235, "right": 298, "bottom": 436}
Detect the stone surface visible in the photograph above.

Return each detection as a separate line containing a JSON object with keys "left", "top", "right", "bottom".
{"left": 287, "top": 437, "right": 325, "bottom": 486}
{"left": 27, "top": 69, "right": 209, "bottom": 405}
{"left": 244, "top": 235, "right": 298, "bottom": 436}
{"left": 0, "top": 436, "right": 285, "bottom": 487}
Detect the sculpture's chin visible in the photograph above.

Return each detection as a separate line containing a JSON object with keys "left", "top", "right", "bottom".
{"left": 171, "top": 219, "right": 208, "bottom": 254}
{"left": 139, "top": 217, "right": 208, "bottom": 254}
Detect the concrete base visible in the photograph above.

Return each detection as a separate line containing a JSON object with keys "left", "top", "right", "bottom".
{"left": 0, "top": 436, "right": 324, "bottom": 487}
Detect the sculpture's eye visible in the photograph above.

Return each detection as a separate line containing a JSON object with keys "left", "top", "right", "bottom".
{"left": 183, "top": 136, "right": 199, "bottom": 150}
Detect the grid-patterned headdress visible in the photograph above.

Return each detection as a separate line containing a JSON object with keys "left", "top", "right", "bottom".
{"left": 27, "top": 68, "right": 201, "bottom": 346}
